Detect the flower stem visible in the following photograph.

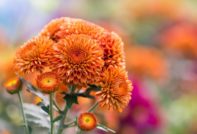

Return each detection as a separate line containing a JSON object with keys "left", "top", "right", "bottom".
{"left": 88, "top": 102, "right": 99, "bottom": 112}
{"left": 57, "top": 105, "right": 69, "bottom": 134}
{"left": 77, "top": 128, "right": 82, "bottom": 134}
{"left": 63, "top": 120, "right": 76, "bottom": 128}
{"left": 49, "top": 93, "right": 54, "bottom": 134}
{"left": 18, "top": 91, "right": 30, "bottom": 134}
{"left": 53, "top": 100, "right": 62, "bottom": 113}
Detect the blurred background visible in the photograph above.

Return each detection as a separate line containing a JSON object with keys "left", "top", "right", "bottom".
{"left": 0, "top": 0, "right": 197, "bottom": 134}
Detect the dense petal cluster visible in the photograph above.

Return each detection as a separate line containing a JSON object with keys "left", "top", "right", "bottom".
{"left": 40, "top": 17, "right": 125, "bottom": 70}
{"left": 97, "top": 67, "right": 132, "bottom": 112}
{"left": 14, "top": 37, "right": 54, "bottom": 74}
{"left": 50, "top": 34, "right": 104, "bottom": 86}
{"left": 14, "top": 17, "right": 132, "bottom": 112}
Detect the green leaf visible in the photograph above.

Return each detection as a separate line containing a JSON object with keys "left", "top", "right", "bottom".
{"left": 41, "top": 105, "right": 49, "bottom": 114}
{"left": 64, "top": 94, "right": 78, "bottom": 109}
{"left": 88, "top": 84, "right": 101, "bottom": 91}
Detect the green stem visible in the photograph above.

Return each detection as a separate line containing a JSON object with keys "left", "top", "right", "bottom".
{"left": 18, "top": 91, "right": 30, "bottom": 134}
{"left": 88, "top": 102, "right": 99, "bottom": 112}
{"left": 63, "top": 121, "right": 76, "bottom": 128}
{"left": 50, "top": 93, "right": 54, "bottom": 134}
{"left": 77, "top": 128, "right": 82, "bottom": 134}
{"left": 57, "top": 105, "right": 69, "bottom": 134}
{"left": 53, "top": 100, "right": 62, "bottom": 113}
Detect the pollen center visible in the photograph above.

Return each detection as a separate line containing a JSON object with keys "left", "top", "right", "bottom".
{"left": 69, "top": 48, "right": 87, "bottom": 64}
{"left": 41, "top": 77, "right": 56, "bottom": 87}
{"left": 85, "top": 117, "right": 90, "bottom": 123}
{"left": 5, "top": 79, "right": 18, "bottom": 87}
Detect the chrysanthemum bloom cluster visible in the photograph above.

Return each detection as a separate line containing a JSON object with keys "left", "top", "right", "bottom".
{"left": 14, "top": 17, "right": 132, "bottom": 112}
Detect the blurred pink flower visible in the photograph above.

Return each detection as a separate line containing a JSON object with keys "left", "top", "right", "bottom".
{"left": 117, "top": 78, "right": 162, "bottom": 134}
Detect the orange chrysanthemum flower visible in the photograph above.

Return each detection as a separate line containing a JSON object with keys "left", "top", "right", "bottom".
{"left": 14, "top": 36, "right": 54, "bottom": 74}
{"left": 40, "top": 17, "right": 105, "bottom": 41}
{"left": 124, "top": 0, "right": 180, "bottom": 20}
{"left": 159, "top": 22, "right": 197, "bottom": 58}
{"left": 3, "top": 76, "right": 22, "bottom": 94}
{"left": 77, "top": 112, "right": 97, "bottom": 131}
{"left": 39, "top": 17, "right": 125, "bottom": 70}
{"left": 97, "top": 67, "right": 132, "bottom": 112}
{"left": 126, "top": 46, "right": 167, "bottom": 80}
{"left": 50, "top": 34, "right": 104, "bottom": 86}
{"left": 99, "top": 32, "right": 125, "bottom": 69}
{"left": 36, "top": 72, "right": 59, "bottom": 93}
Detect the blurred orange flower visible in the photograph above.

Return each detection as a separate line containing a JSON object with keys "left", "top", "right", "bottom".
{"left": 159, "top": 21, "right": 197, "bottom": 58}
{"left": 126, "top": 46, "right": 167, "bottom": 80}
{"left": 97, "top": 67, "right": 132, "bottom": 112}
{"left": 124, "top": 0, "right": 181, "bottom": 20}
{"left": 14, "top": 36, "right": 54, "bottom": 74}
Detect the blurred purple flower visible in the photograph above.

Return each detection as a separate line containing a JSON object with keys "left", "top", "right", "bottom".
{"left": 117, "top": 79, "right": 161, "bottom": 134}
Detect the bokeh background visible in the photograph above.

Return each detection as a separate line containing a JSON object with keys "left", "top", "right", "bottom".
{"left": 1, "top": 0, "right": 197, "bottom": 134}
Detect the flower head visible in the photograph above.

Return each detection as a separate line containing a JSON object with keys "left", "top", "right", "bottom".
{"left": 40, "top": 17, "right": 105, "bottom": 41}
{"left": 36, "top": 72, "right": 59, "bottom": 93}
{"left": 50, "top": 34, "right": 104, "bottom": 86}
{"left": 77, "top": 112, "right": 97, "bottom": 131}
{"left": 40, "top": 17, "right": 125, "bottom": 71}
{"left": 3, "top": 76, "right": 22, "bottom": 94}
{"left": 99, "top": 32, "right": 125, "bottom": 69}
{"left": 97, "top": 67, "right": 132, "bottom": 112}
{"left": 14, "top": 36, "right": 54, "bottom": 74}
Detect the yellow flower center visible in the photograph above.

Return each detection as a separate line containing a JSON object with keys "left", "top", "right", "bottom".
{"left": 84, "top": 116, "right": 92, "bottom": 124}
{"left": 78, "top": 112, "right": 97, "bottom": 131}
{"left": 5, "top": 79, "right": 18, "bottom": 88}
{"left": 41, "top": 77, "right": 57, "bottom": 87}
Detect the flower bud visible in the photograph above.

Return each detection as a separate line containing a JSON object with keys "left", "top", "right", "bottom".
{"left": 77, "top": 112, "right": 97, "bottom": 131}
{"left": 3, "top": 76, "right": 22, "bottom": 94}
